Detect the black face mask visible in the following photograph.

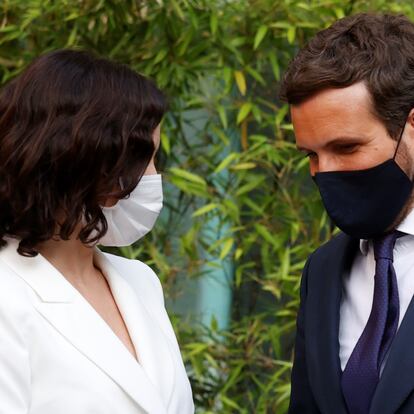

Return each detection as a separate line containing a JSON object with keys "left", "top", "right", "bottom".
{"left": 312, "top": 123, "right": 413, "bottom": 240}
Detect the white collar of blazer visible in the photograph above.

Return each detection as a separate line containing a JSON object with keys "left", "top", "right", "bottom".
{"left": 0, "top": 238, "right": 176, "bottom": 414}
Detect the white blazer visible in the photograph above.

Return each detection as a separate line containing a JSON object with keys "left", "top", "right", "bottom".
{"left": 0, "top": 238, "right": 194, "bottom": 414}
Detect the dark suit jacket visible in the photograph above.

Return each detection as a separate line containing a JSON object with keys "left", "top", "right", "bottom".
{"left": 288, "top": 232, "right": 414, "bottom": 414}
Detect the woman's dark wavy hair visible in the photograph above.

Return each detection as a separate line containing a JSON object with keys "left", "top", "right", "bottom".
{"left": 0, "top": 49, "right": 167, "bottom": 257}
{"left": 279, "top": 12, "right": 414, "bottom": 139}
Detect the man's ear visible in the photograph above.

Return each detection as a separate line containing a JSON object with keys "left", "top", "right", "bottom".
{"left": 401, "top": 109, "right": 414, "bottom": 179}
{"left": 407, "top": 108, "right": 414, "bottom": 131}
{"left": 403, "top": 109, "right": 414, "bottom": 152}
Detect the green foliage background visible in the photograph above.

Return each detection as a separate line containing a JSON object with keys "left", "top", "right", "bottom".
{"left": 1, "top": 1, "right": 413, "bottom": 412}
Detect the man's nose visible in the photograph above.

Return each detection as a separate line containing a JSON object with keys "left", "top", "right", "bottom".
{"left": 311, "top": 155, "right": 339, "bottom": 175}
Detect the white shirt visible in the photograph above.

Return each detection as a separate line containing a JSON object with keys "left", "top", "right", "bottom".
{"left": 339, "top": 208, "right": 414, "bottom": 373}
{"left": 0, "top": 237, "right": 194, "bottom": 413}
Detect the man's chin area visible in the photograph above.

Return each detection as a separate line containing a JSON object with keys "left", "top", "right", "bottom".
{"left": 388, "top": 192, "right": 414, "bottom": 232}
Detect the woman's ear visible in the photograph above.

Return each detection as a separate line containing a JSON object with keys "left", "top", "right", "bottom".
{"left": 102, "top": 197, "right": 118, "bottom": 208}
{"left": 143, "top": 124, "right": 161, "bottom": 176}
{"left": 153, "top": 123, "right": 161, "bottom": 152}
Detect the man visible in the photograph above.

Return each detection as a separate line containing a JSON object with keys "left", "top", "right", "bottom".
{"left": 279, "top": 12, "right": 414, "bottom": 414}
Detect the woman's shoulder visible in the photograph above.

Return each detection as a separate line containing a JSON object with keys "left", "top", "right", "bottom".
{"left": 101, "top": 251, "right": 165, "bottom": 306}
{"left": 0, "top": 255, "right": 35, "bottom": 320}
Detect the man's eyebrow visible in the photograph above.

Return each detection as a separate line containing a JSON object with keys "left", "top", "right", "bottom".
{"left": 296, "top": 136, "right": 366, "bottom": 152}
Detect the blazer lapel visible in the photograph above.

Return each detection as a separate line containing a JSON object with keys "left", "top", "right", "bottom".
{"left": 306, "top": 233, "right": 359, "bottom": 414}
{"left": 0, "top": 238, "right": 168, "bottom": 414}
{"left": 94, "top": 249, "right": 176, "bottom": 409}
{"left": 370, "top": 293, "right": 414, "bottom": 413}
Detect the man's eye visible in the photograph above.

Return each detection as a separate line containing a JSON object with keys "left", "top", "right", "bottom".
{"left": 337, "top": 144, "right": 360, "bottom": 153}
{"left": 305, "top": 152, "right": 317, "bottom": 159}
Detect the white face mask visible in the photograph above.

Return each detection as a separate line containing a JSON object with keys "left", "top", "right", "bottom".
{"left": 98, "top": 174, "right": 163, "bottom": 247}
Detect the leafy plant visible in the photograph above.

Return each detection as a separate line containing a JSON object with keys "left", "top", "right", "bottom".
{"left": 1, "top": 0, "right": 412, "bottom": 412}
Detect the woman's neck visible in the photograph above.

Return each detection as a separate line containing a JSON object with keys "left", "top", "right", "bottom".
{"left": 36, "top": 223, "right": 101, "bottom": 288}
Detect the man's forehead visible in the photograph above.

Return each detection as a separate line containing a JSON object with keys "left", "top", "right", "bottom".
{"left": 290, "top": 82, "right": 372, "bottom": 120}
{"left": 289, "top": 83, "right": 380, "bottom": 146}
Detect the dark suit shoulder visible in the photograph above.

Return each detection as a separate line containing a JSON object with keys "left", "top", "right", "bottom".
{"left": 311, "top": 232, "right": 352, "bottom": 260}
{"left": 305, "top": 232, "right": 358, "bottom": 284}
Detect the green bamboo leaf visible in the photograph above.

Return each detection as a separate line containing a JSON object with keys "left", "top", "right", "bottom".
{"left": 220, "top": 238, "right": 234, "bottom": 260}
{"left": 235, "top": 175, "right": 266, "bottom": 196}
{"left": 65, "top": 11, "right": 79, "bottom": 21}
{"left": 210, "top": 13, "right": 218, "bottom": 36}
{"left": 296, "top": 2, "right": 312, "bottom": 10}
{"left": 269, "top": 53, "right": 280, "bottom": 81}
{"left": 223, "top": 67, "right": 232, "bottom": 90}
{"left": 170, "top": 0, "right": 185, "bottom": 20}
{"left": 251, "top": 104, "right": 262, "bottom": 123}
{"left": 243, "top": 197, "right": 265, "bottom": 215}
{"left": 254, "top": 25, "right": 268, "bottom": 49}
{"left": 214, "top": 152, "right": 238, "bottom": 174}
{"left": 234, "top": 70, "right": 247, "bottom": 96}
{"left": 185, "top": 342, "right": 210, "bottom": 357}
{"left": 154, "top": 49, "right": 168, "bottom": 64}
{"left": 287, "top": 26, "right": 296, "bottom": 44}
{"left": 20, "top": 8, "right": 42, "bottom": 30}
{"left": 169, "top": 177, "right": 208, "bottom": 198}
{"left": 221, "top": 363, "right": 244, "bottom": 393}
{"left": 230, "top": 162, "right": 257, "bottom": 170}
{"left": 335, "top": 7, "right": 345, "bottom": 19}
{"left": 255, "top": 223, "right": 280, "bottom": 248}
{"left": 160, "top": 132, "right": 170, "bottom": 155}
{"left": 221, "top": 395, "right": 242, "bottom": 410}
{"left": 0, "top": 30, "right": 22, "bottom": 46}
{"left": 217, "top": 105, "right": 228, "bottom": 129}
{"left": 270, "top": 21, "right": 292, "bottom": 29}
{"left": 235, "top": 247, "right": 243, "bottom": 260}
{"left": 276, "top": 104, "right": 289, "bottom": 126}
{"left": 169, "top": 168, "right": 207, "bottom": 186}
{"left": 280, "top": 248, "right": 291, "bottom": 279}
{"left": 66, "top": 25, "right": 78, "bottom": 47}
{"left": 192, "top": 203, "right": 218, "bottom": 217}
{"left": 237, "top": 102, "right": 252, "bottom": 124}
{"left": 0, "top": 25, "right": 19, "bottom": 33}
{"left": 296, "top": 21, "right": 320, "bottom": 28}
{"left": 245, "top": 66, "right": 266, "bottom": 85}
{"left": 177, "top": 30, "right": 193, "bottom": 56}
{"left": 230, "top": 37, "right": 247, "bottom": 47}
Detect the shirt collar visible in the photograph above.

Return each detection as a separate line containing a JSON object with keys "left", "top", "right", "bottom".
{"left": 359, "top": 207, "right": 414, "bottom": 255}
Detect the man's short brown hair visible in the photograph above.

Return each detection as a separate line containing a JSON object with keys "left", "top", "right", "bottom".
{"left": 279, "top": 12, "right": 414, "bottom": 139}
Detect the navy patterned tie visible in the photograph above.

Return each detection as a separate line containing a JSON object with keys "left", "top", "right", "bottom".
{"left": 341, "top": 231, "right": 404, "bottom": 414}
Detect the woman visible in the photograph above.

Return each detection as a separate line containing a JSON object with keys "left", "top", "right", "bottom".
{"left": 0, "top": 49, "right": 194, "bottom": 414}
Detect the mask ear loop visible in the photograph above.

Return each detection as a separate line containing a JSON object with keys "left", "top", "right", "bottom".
{"left": 119, "top": 177, "right": 125, "bottom": 191}
{"left": 393, "top": 120, "right": 407, "bottom": 160}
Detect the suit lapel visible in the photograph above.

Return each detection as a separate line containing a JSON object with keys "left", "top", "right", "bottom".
{"left": 305, "top": 232, "right": 414, "bottom": 414}
{"left": 306, "top": 233, "right": 359, "bottom": 414}
{"left": 0, "top": 238, "right": 169, "bottom": 414}
{"left": 370, "top": 293, "right": 414, "bottom": 413}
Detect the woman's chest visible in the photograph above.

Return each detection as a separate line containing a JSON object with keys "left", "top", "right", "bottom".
{"left": 27, "top": 317, "right": 148, "bottom": 413}
{"left": 25, "top": 292, "right": 170, "bottom": 414}
{"left": 76, "top": 276, "right": 139, "bottom": 363}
